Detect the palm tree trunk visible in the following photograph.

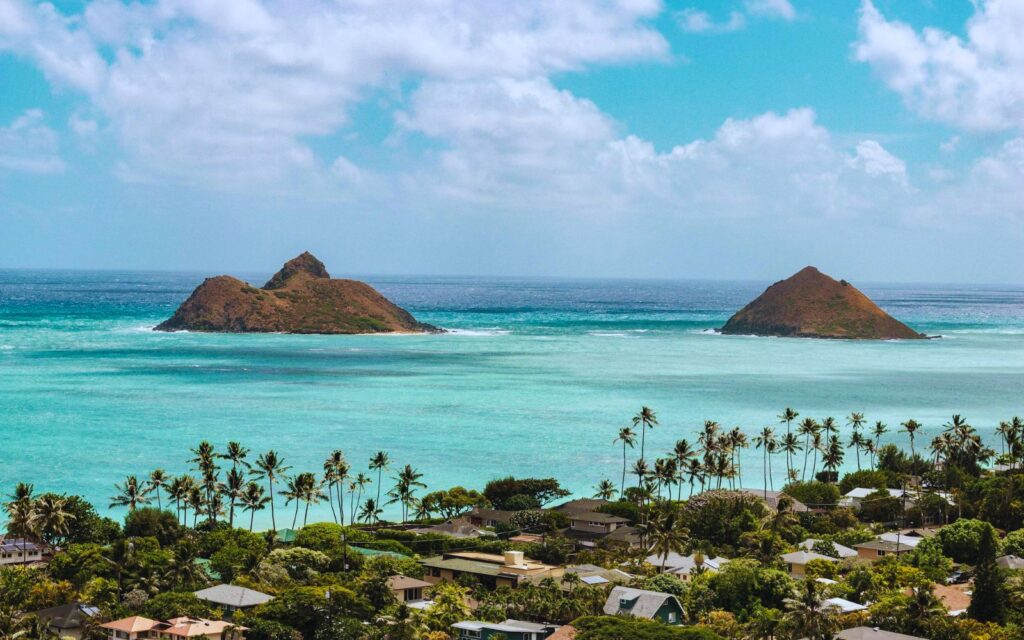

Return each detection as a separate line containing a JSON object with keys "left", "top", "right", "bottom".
{"left": 621, "top": 444, "right": 627, "bottom": 497}
{"left": 249, "top": 510, "right": 255, "bottom": 532}
{"left": 269, "top": 479, "right": 277, "bottom": 532}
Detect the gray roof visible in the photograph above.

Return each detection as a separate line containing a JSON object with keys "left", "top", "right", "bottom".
{"left": 469, "top": 508, "right": 518, "bottom": 523}
{"left": 645, "top": 552, "right": 728, "bottom": 574}
{"left": 555, "top": 499, "right": 609, "bottom": 514}
{"left": 799, "top": 539, "right": 858, "bottom": 559}
{"left": 33, "top": 603, "right": 98, "bottom": 630}
{"left": 781, "top": 550, "right": 838, "bottom": 565}
{"left": 997, "top": 555, "right": 1024, "bottom": 570}
{"left": 737, "top": 488, "right": 810, "bottom": 512}
{"left": 854, "top": 539, "right": 913, "bottom": 553}
{"left": 0, "top": 538, "right": 40, "bottom": 553}
{"left": 835, "top": 627, "right": 927, "bottom": 640}
{"left": 603, "top": 586, "right": 680, "bottom": 619}
{"left": 569, "top": 511, "right": 630, "bottom": 524}
{"left": 409, "top": 518, "right": 496, "bottom": 539}
{"left": 453, "top": 620, "right": 556, "bottom": 633}
{"left": 194, "top": 584, "right": 274, "bottom": 608}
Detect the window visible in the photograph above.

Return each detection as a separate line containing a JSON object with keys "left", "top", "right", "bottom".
{"left": 429, "top": 568, "right": 441, "bottom": 577}
{"left": 668, "top": 612, "right": 677, "bottom": 623}
{"left": 462, "top": 630, "right": 481, "bottom": 639}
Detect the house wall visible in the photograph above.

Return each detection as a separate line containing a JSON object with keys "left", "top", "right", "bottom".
{"left": 655, "top": 601, "right": 684, "bottom": 625}
{"left": 788, "top": 562, "right": 807, "bottom": 577}
{"left": 569, "top": 521, "right": 613, "bottom": 534}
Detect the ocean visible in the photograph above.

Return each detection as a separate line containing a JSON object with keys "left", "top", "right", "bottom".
{"left": 2, "top": 270, "right": 1023, "bottom": 525}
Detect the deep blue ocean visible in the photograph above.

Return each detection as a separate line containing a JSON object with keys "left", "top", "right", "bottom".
{"left": 2, "top": 270, "right": 1023, "bottom": 524}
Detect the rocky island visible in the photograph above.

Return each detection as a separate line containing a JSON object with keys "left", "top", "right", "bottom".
{"left": 155, "top": 252, "right": 438, "bottom": 334}
{"left": 719, "top": 266, "right": 925, "bottom": 339}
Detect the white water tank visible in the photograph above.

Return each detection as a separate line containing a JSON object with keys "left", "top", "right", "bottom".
{"left": 504, "top": 550, "right": 525, "bottom": 566}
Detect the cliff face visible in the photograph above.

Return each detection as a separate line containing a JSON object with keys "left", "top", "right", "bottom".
{"left": 720, "top": 266, "right": 925, "bottom": 340}
{"left": 155, "top": 252, "right": 437, "bottom": 334}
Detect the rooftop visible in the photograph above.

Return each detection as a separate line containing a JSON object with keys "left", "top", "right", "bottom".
{"left": 387, "top": 574, "right": 433, "bottom": 591}
{"left": 453, "top": 620, "right": 556, "bottom": 633}
{"left": 855, "top": 539, "right": 914, "bottom": 553}
{"left": 799, "top": 539, "right": 858, "bottom": 559}
{"left": 835, "top": 627, "right": 927, "bottom": 640}
{"left": 736, "top": 488, "right": 810, "bottom": 512}
{"left": 568, "top": 511, "right": 630, "bottom": 524}
{"left": 603, "top": 586, "right": 680, "bottom": 619}
{"left": 194, "top": 584, "right": 274, "bottom": 608}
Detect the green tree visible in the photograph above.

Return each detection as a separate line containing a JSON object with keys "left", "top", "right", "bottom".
{"left": 144, "top": 592, "right": 219, "bottom": 620}
{"left": 251, "top": 450, "right": 291, "bottom": 533}
{"left": 424, "top": 582, "right": 470, "bottom": 632}
{"left": 967, "top": 523, "right": 1007, "bottom": 623}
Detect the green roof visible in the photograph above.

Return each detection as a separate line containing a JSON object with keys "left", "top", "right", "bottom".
{"left": 351, "top": 546, "right": 407, "bottom": 559}
{"left": 273, "top": 528, "right": 298, "bottom": 543}
{"left": 195, "top": 558, "right": 222, "bottom": 581}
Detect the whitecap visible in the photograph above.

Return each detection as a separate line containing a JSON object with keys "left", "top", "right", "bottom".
{"left": 446, "top": 328, "right": 511, "bottom": 336}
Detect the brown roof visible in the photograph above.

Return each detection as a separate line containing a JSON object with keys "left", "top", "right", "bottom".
{"left": 931, "top": 584, "right": 971, "bottom": 612}
{"left": 547, "top": 625, "right": 577, "bottom": 640}
{"left": 162, "top": 617, "right": 244, "bottom": 638}
{"left": 387, "top": 574, "right": 433, "bottom": 591}
{"left": 100, "top": 617, "right": 159, "bottom": 633}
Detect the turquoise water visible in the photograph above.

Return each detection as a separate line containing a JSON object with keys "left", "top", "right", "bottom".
{"left": 2, "top": 271, "right": 1023, "bottom": 525}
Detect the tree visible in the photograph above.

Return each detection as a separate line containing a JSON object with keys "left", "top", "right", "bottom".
{"left": 252, "top": 450, "right": 291, "bottom": 533}
{"left": 369, "top": 451, "right": 390, "bottom": 509}
{"left": 646, "top": 505, "right": 689, "bottom": 571}
{"left": 144, "top": 592, "right": 219, "bottom": 620}
{"left": 632, "top": 406, "right": 658, "bottom": 462}
{"left": 424, "top": 582, "right": 470, "bottom": 632}
{"left": 109, "top": 476, "right": 151, "bottom": 512}
{"left": 148, "top": 470, "right": 168, "bottom": 510}
{"left": 223, "top": 467, "right": 247, "bottom": 528}
{"left": 937, "top": 518, "right": 994, "bottom": 565}
{"left": 482, "top": 477, "right": 569, "bottom": 510}
{"left": 783, "top": 578, "right": 836, "bottom": 640}
{"left": 613, "top": 427, "right": 637, "bottom": 498}
{"left": 240, "top": 482, "right": 271, "bottom": 531}
{"left": 753, "top": 427, "right": 777, "bottom": 497}
{"left": 33, "top": 494, "right": 74, "bottom": 545}
{"left": 778, "top": 408, "right": 799, "bottom": 471}
{"left": 967, "top": 523, "right": 1007, "bottom": 623}
{"left": 901, "top": 419, "right": 921, "bottom": 460}
{"left": 593, "top": 479, "right": 616, "bottom": 500}
{"left": 123, "top": 508, "right": 180, "bottom": 546}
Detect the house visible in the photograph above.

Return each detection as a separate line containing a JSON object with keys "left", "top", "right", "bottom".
{"left": 798, "top": 539, "right": 858, "bottom": 559}
{"left": 780, "top": 550, "right": 837, "bottom": 577}
{"left": 387, "top": 574, "right": 433, "bottom": 604}
{"left": 0, "top": 537, "right": 43, "bottom": 565}
{"left": 452, "top": 620, "right": 560, "bottom": 640}
{"left": 997, "top": 554, "right": 1024, "bottom": 570}
{"left": 931, "top": 583, "right": 971, "bottom": 615}
{"left": 834, "top": 627, "right": 928, "bottom": 640}
{"left": 823, "top": 597, "right": 867, "bottom": 614}
{"left": 194, "top": 585, "right": 273, "bottom": 618}
{"left": 562, "top": 564, "right": 632, "bottom": 588}
{"left": 603, "top": 525, "right": 642, "bottom": 549}
{"left": 33, "top": 602, "right": 99, "bottom": 640}
{"left": 100, "top": 617, "right": 245, "bottom": 640}
{"left": 602, "top": 586, "right": 684, "bottom": 624}
{"left": 562, "top": 511, "right": 631, "bottom": 548}
{"left": 738, "top": 488, "right": 811, "bottom": 513}
{"left": 409, "top": 518, "right": 496, "bottom": 539}
{"left": 854, "top": 539, "right": 914, "bottom": 560}
{"left": 467, "top": 508, "right": 518, "bottom": 529}
{"left": 841, "top": 489, "right": 951, "bottom": 512}
{"left": 554, "top": 498, "right": 609, "bottom": 514}
{"left": 645, "top": 552, "right": 729, "bottom": 580}
{"left": 878, "top": 527, "right": 941, "bottom": 548}
{"left": 421, "top": 550, "right": 561, "bottom": 590}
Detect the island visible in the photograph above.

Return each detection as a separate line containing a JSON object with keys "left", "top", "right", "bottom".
{"left": 719, "top": 266, "right": 926, "bottom": 339}
{"left": 155, "top": 252, "right": 438, "bottom": 334}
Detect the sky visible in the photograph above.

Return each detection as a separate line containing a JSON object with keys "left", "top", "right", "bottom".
{"left": 1, "top": 0, "right": 1023, "bottom": 283}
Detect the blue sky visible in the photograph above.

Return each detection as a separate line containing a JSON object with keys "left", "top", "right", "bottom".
{"left": 1, "top": 0, "right": 1022, "bottom": 283}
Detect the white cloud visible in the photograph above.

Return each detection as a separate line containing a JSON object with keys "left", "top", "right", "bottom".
{"left": 0, "top": 0, "right": 668, "bottom": 187}
{"left": 849, "top": 140, "right": 908, "bottom": 186}
{"left": 855, "top": 0, "right": 1024, "bottom": 132}
{"left": 0, "top": 109, "right": 64, "bottom": 173}
{"left": 940, "top": 135, "right": 960, "bottom": 154}
{"left": 676, "top": 9, "right": 746, "bottom": 33}
{"left": 745, "top": 0, "right": 796, "bottom": 21}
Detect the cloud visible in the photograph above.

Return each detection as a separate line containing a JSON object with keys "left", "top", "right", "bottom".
{"left": 0, "top": 109, "right": 64, "bottom": 173}
{"left": 0, "top": 0, "right": 668, "bottom": 187}
{"left": 745, "top": 0, "right": 796, "bottom": 21}
{"left": 854, "top": 0, "right": 1024, "bottom": 132}
{"left": 675, "top": 9, "right": 746, "bottom": 33}
{"left": 849, "top": 140, "right": 908, "bottom": 186}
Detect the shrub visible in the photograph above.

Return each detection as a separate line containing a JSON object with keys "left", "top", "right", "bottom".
{"left": 839, "top": 470, "right": 891, "bottom": 495}
{"left": 782, "top": 481, "right": 840, "bottom": 509}
{"left": 124, "top": 508, "right": 181, "bottom": 546}
{"left": 143, "top": 592, "right": 219, "bottom": 620}
{"left": 937, "top": 519, "right": 997, "bottom": 565}
{"left": 483, "top": 477, "right": 570, "bottom": 510}
{"left": 682, "top": 491, "right": 766, "bottom": 550}
{"left": 573, "top": 616, "right": 724, "bottom": 640}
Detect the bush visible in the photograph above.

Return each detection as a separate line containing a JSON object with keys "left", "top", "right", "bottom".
{"left": 857, "top": 489, "right": 902, "bottom": 524}
{"left": 937, "top": 519, "right": 997, "bottom": 565}
{"left": 124, "top": 508, "right": 181, "bottom": 546}
{"left": 482, "top": 477, "right": 570, "bottom": 510}
{"left": 573, "top": 616, "right": 723, "bottom": 640}
{"left": 143, "top": 592, "right": 220, "bottom": 620}
{"left": 839, "top": 470, "right": 890, "bottom": 495}
{"left": 598, "top": 500, "right": 640, "bottom": 523}
{"left": 682, "top": 491, "right": 766, "bottom": 550}
{"left": 1002, "top": 529, "right": 1024, "bottom": 557}
{"left": 782, "top": 481, "right": 839, "bottom": 509}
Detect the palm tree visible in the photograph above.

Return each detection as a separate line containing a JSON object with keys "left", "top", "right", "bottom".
{"left": 300, "top": 473, "right": 327, "bottom": 527}
{"left": 902, "top": 419, "right": 922, "bottom": 460}
{"left": 34, "top": 494, "right": 74, "bottom": 545}
{"left": 672, "top": 439, "right": 695, "bottom": 501}
{"left": 684, "top": 458, "right": 702, "bottom": 498}
{"left": 186, "top": 486, "right": 204, "bottom": 527}
{"left": 754, "top": 427, "right": 777, "bottom": 497}
{"left": 166, "top": 476, "right": 191, "bottom": 525}
{"left": 797, "top": 418, "right": 817, "bottom": 481}
{"left": 240, "top": 482, "right": 270, "bottom": 531}
{"left": 784, "top": 578, "right": 836, "bottom": 640}
{"left": 728, "top": 427, "right": 748, "bottom": 489}
{"left": 822, "top": 436, "right": 844, "bottom": 483}
{"left": 148, "top": 469, "right": 168, "bottom": 510}
{"left": 593, "top": 479, "right": 616, "bottom": 500}
{"left": 324, "top": 450, "right": 348, "bottom": 524}
{"left": 110, "top": 475, "right": 151, "bottom": 512}
{"left": 282, "top": 473, "right": 307, "bottom": 530}
{"left": 369, "top": 451, "right": 390, "bottom": 508}
{"left": 223, "top": 467, "right": 246, "bottom": 528}
{"left": 613, "top": 427, "right": 637, "bottom": 498}
{"left": 222, "top": 441, "right": 250, "bottom": 471}
{"left": 810, "top": 429, "right": 824, "bottom": 480}
{"left": 631, "top": 458, "right": 650, "bottom": 505}
{"left": 351, "top": 472, "right": 371, "bottom": 525}
{"left": 780, "top": 432, "right": 802, "bottom": 482}
{"left": 872, "top": 421, "right": 888, "bottom": 467}
{"left": 646, "top": 504, "right": 689, "bottom": 572}
{"left": 5, "top": 490, "right": 39, "bottom": 558}
{"left": 632, "top": 406, "right": 658, "bottom": 462}
{"left": 388, "top": 465, "right": 427, "bottom": 523}
{"left": 778, "top": 407, "right": 798, "bottom": 474}
{"left": 359, "top": 497, "right": 382, "bottom": 523}
{"left": 847, "top": 430, "right": 866, "bottom": 470}
{"left": 653, "top": 458, "right": 677, "bottom": 500}
{"left": 251, "top": 450, "right": 290, "bottom": 532}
